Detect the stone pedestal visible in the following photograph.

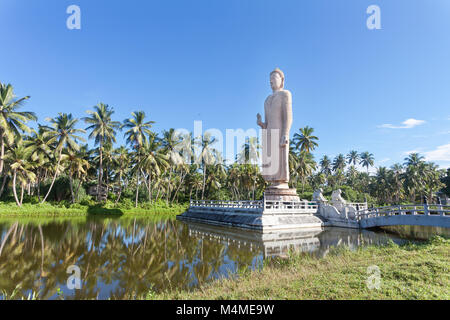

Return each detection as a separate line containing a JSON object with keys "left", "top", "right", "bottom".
{"left": 264, "top": 187, "right": 300, "bottom": 202}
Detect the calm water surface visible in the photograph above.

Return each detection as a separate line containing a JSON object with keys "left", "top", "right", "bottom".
{"left": 0, "top": 214, "right": 443, "bottom": 300}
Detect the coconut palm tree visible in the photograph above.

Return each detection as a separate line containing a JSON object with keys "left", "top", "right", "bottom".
{"left": 332, "top": 154, "right": 346, "bottom": 173}
{"left": 25, "top": 126, "right": 53, "bottom": 201}
{"left": 112, "top": 146, "right": 130, "bottom": 204}
{"left": 83, "top": 103, "right": 120, "bottom": 201}
{"left": 140, "top": 134, "right": 169, "bottom": 204}
{"left": 237, "top": 137, "right": 260, "bottom": 165}
{"left": 41, "top": 113, "right": 85, "bottom": 203}
{"left": 63, "top": 147, "right": 90, "bottom": 203}
{"left": 347, "top": 150, "right": 360, "bottom": 166}
{"left": 390, "top": 163, "right": 404, "bottom": 203}
{"left": 0, "top": 82, "right": 36, "bottom": 176}
{"left": 196, "top": 133, "right": 218, "bottom": 200}
{"left": 296, "top": 151, "right": 316, "bottom": 192}
{"left": 403, "top": 153, "right": 425, "bottom": 168}
{"left": 4, "top": 140, "right": 36, "bottom": 206}
{"left": 319, "top": 155, "right": 332, "bottom": 176}
{"left": 360, "top": 151, "right": 375, "bottom": 174}
{"left": 161, "top": 129, "right": 183, "bottom": 204}
{"left": 374, "top": 167, "right": 391, "bottom": 204}
{"left": 121, "top": 111, "right": 155, "bottom": 207}
{"left": 293, "top": 126, "right": 319, "bottom": 153}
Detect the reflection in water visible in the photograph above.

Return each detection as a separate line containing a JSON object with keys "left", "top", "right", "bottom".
{"left": 381, "top": 225, "right": 450, "bottom": 240}
{"left": 0, "top": 216, "right": 425, "bottom": 300}
{"left": 185, "top": 222, "right": 411, "bottom": 259}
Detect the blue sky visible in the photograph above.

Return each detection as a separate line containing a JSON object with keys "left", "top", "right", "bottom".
{"left": 1, "top": 0, "right": 450, "bottom": 170}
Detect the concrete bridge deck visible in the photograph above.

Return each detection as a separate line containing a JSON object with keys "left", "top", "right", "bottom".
{"left": 178, "top": 200, "right": 450, "bottom": 231}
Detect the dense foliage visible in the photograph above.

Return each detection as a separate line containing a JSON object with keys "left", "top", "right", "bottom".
{"left": 0, "top": 82, "right": 448, "bottom": 208}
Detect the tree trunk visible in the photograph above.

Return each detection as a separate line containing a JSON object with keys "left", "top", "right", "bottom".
{"left": 75, "top": 178, "right": 82, "bottom": 203}
{"left": 201, "top": 164, "right": 207, "bottom": 200}
{"left": 156, "top": 186, "right": 161, "bottom": 202}
{"left": 12, "top": 170, "right": 21, "bottom": 207}
{"left": 97, "top": 143, "right": 103, "bottom": 202}
{"left": 135, "top": 169, "right": 140, "bottom": 208}
{"left": 42, "top": 148, "right": 63, "bottom": 203}
{"left": 172, "top": 171, "right": 187, "bottom": 203}
{"left": 20, "top": 184, "right": 24, "bottom": 206}
{"left": 148, "top": 173, "right": 152, "bottom": 203}
{"left": 0, "top": 174, "right": 8, "bottom": 199}
{"left": 166, "top": 169, "right": 172, "bottom": 205}
{"left": 115, "top": 171, "right": 123, "bottom": 205}
{"left": 0, "top": 131, "right": 4, "bottom": 176}
{"left": 69, "top": 168, "right": 75, "bottom": 204}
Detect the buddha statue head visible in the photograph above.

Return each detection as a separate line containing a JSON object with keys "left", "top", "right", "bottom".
{"left": 270, "top": 68, "right": 285, "bottom": 91}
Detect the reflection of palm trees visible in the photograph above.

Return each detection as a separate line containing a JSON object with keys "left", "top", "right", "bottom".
{"left": 0, "top": 218, "right": 263, "bottom": 299}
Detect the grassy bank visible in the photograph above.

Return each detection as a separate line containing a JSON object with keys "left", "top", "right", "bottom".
{"left": 0, "top": 201, "right": 188, "bottom": 217}
{"left": 151, "top": 237, "right": 449, "bottom": 300}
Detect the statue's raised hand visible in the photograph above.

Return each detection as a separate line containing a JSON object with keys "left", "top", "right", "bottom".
{"left": 257, "top": 113, "right": 264, "bottom": 128}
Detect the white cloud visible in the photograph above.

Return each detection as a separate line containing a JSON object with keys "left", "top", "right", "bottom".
{"left": 424, "top": 144, "right": 450, "bottom": 162}
{"left": 402, "top": 149, "right": 422, "bottom": 156}
{"left": 379, "top": 118, "right": 426, "bottom": 129}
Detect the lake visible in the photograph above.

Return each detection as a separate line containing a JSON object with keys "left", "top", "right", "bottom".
{"left": 0, "top": 214, "right": 445, "bottom": 300}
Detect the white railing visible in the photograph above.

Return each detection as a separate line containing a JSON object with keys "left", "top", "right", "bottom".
{"left": 264, "top": 200, "right": 318, "bottom": 213}
{"left": 189, "top": 199, "right": 319, "bottom": 214}
{"left": 357, "top": 204, "right": 450, "bottom": 221}
{"left": 349, "top": 203, "right": 368, "bottom": 211}
{"left": 190, "top": 200, "right": 263, "bottom": 209}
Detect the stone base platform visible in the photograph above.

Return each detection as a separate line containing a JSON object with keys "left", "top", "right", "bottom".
{"left": 177, "top": 200, "right": 325, "bottom": 232}
{"left": 264, "top": 187, "right": 300, "bottom": 202}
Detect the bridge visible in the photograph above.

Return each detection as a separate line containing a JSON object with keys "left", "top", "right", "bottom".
{"left": 181, "top": 200, "right": 450, "bottom": 230}
{"left": 356, "top": 204, "right": 450, "bottom": 229}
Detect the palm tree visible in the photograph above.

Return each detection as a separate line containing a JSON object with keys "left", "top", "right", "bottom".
{"left": 64, "top": 148, "right": 90, "bottom": 203}
{"left": 422, "top": 162, "right": 444, "bottom": 203}
{"left": 161, "top": 129, "right": 183, "bottom": 204}
{"left": 360, "top": 151, "right": 375, "bottom": 174}
{"left": 390, "top": 163, "right": 404, "bottom": 203}
{"left": 347, "top": 150, "right": 360, "bottom": 166}
{"left": 237, "top": 137, "right": 260, "bottom": 165}
{"left": 0, "top": 82, "right": 37, "bottom": 175}
{"left": 319, "top": 155, "right": 332, "bottom": 176}
{"left": 295, "top": 151, "right": 316, "bottom": 192}
{"left": 346, "top": 165, "right": 359, "bottom": 187}
{"left": 113, "top": 146, "right": 130, "bottom": 204}
{"left": 293, "top": 126, "right": 319, "bottom": 153}
{"left": 4, "top": 140, "right": 36, "bottom": 206}
{"left": 375, "top": 167, "right": 391, "bottom": 204}
{"left": 196, "top": 133, "right": 218, "bottom": 200}
{"left": 332, "top": 154, "right": 346, "bottom": 173}
{"left": 140, "top": 134, "right": 169, "bottom": 204}
{"left": 25, "top": 126, "right": 53, "bottom": 201}
{"left": 403, "top": 153, "right": 425, "bottom": 168}
{"left": 121, "top": 111, "right": 155, "bottom": 207}
{"left": 237, "top": 137, "right": 261, "bottom": 199}
{"left": 83, "top": 103, "right": 120, "bottom": 201}
{"left": 41, "top": 113, "right": 85, "bottom": 203}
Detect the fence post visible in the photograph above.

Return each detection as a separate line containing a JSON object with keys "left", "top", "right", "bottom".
{"left": 424, "top": 203, "right": 429, "bottom": 216}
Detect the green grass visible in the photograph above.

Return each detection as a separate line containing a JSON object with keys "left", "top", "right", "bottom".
{"left": 0, "top": 201, "right": 188, "bottom": 217}
{"left": 150, "top": 237, "right": 450, "bottom": 300}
